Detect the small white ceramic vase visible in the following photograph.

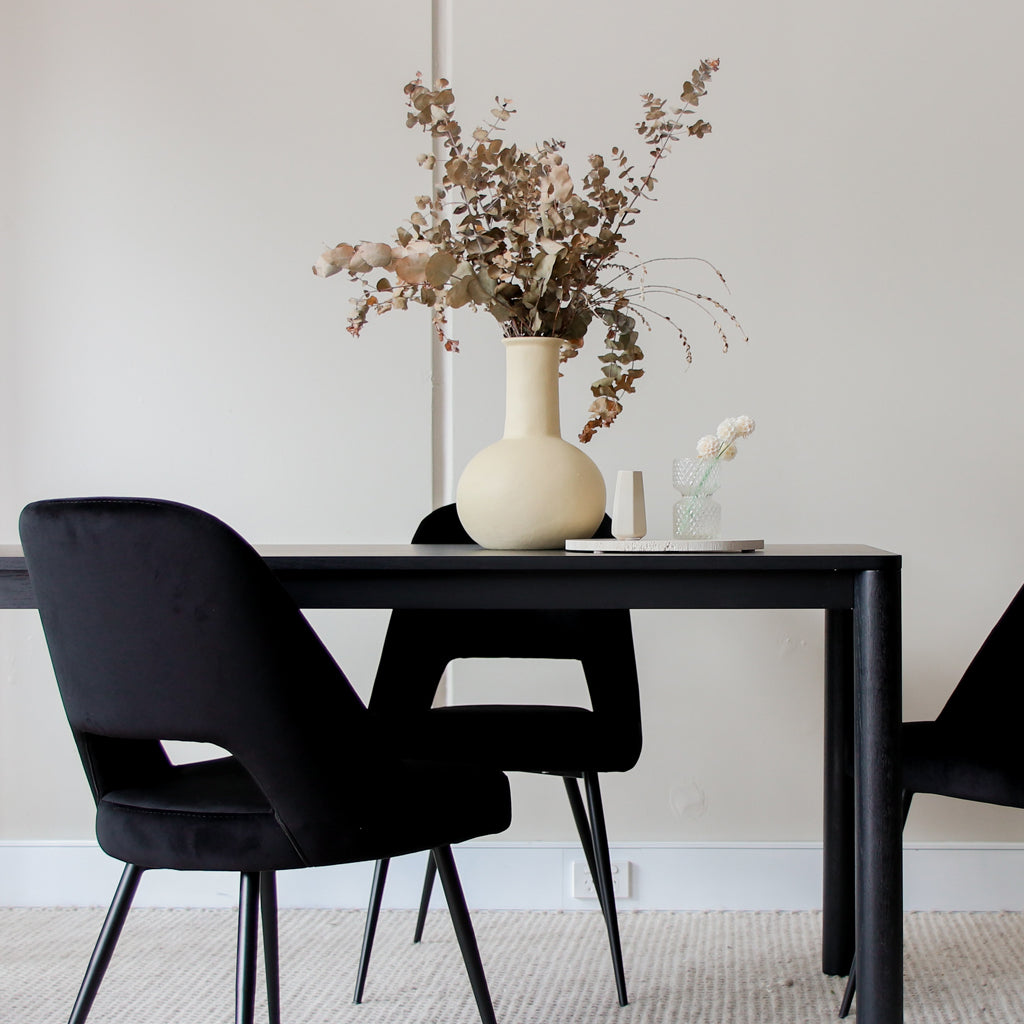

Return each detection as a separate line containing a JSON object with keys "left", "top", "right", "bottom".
{"left": 456, "top": 337, "right": 606, "bottom": 550}
{"left": 612, "top": 470, "right": 647, "bottom": 540}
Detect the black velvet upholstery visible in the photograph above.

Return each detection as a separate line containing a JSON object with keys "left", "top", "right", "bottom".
{"left": 368, "top": 503, "right": 642, "bottom": 772}
{"left": 356, "top": 503, "right": 641, "bottom": 1008}
{"left": 900, "top": 581, "right": 1024, "bottom": 808}
{"left": 20, "top": 497, "right": 511, "bottom": 1024}
{"left": 21, "top": 497, "right": 511, "bottom": 871}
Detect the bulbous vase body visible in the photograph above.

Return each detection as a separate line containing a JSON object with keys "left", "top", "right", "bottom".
{"left": 456, "top": 337, "right": 606, "bottom": 550}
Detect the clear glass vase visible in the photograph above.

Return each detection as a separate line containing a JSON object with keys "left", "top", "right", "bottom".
{"left": 672, "top": 457, "right": 722, "bottom": 539}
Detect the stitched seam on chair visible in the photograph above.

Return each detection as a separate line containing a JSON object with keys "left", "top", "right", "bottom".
{"left": 42, "top": 499, "right": 181, "bottom": 510}
{"left": 81, "top": 744, "right": 105, "bottom": 803}
{"left": 271, "top": 812, "right": 312, "bottom": 868}
{"left": 103, "top": 806, "right": 276, "bottom": 821}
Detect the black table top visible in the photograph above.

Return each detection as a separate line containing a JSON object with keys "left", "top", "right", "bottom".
{"left": 0, "top": 543, "right": 900, "bottom": 611}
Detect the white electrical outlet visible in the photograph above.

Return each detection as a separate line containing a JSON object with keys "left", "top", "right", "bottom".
{"left": 571, "top": 860, "right": 631, "bottom": 899}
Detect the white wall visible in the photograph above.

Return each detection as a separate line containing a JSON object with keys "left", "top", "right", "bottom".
{"left": 4, "top": 0, "right": 1024, "bottom": 875}
{"left": 2, "top": 0, "right": 432, "bottom": 837}
{"left": 442, "top": 0, "right": 1024, "bottom": 845}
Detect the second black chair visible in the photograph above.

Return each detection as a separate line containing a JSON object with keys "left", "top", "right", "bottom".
{"left": 355, "top": 503, "right": 642, "bottom": 1007}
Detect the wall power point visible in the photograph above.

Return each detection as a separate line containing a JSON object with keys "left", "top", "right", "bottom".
{"left": 571, "top": 860, "right": 631, "bottom": 899}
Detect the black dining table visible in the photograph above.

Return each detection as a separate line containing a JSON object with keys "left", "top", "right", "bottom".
{"left": 0, "top": 540, "right": 903, "bottom": 1023}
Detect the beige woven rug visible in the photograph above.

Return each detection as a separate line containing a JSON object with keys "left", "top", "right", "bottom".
{"left": 3, "top": 907, "right": 1023, "bottom": 1023}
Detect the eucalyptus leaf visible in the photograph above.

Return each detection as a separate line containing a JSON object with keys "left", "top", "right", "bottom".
{"left": 425, "top": 251, "right": 458, "bottom": 287}
{"left": 445, "top": 277, "right": 471, "bottom": 308}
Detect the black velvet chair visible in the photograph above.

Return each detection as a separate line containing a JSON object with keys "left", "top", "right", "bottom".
{"left": 19, "top": 497, "right": 512, "bottom": 1024}
{"left": 840, "top": 581, "right": 1024, "bottom": 1017}
{"left": 355, "top": 503, "right": 642, "bottom": 1007}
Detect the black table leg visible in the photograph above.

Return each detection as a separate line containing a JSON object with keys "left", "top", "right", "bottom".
{"left": 853, "top": 569, "right": 903, "bottom": 1024}
{"left": 823, "top": 608, "right": 855, "bottom": 975}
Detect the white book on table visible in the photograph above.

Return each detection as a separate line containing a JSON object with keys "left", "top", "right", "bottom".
{"left": 565, "top": 538, "right": 764, "bottom": 553}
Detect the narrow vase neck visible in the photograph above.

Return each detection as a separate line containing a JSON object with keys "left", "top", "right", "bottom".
{"left": 503, "top": 337, "right": 561, "bottom": 438}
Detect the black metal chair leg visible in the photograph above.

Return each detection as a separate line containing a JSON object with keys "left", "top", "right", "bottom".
{"left": 838, "top": 958, "right": 857, "bottom": 1018}
{"left": 584, "top": 771, "right": 628, "bottom": 1007}
{"left": 236, "top": 872, "right": 260, "bottom": 1024}
{"left": 563, "top": 776, "right": 605, "bottom": 909}
{"left": 838, "top": 790, "right": 913, "bottom": 1018}
{"left": 413, "top": 852, "right": 438, "bottom": 943}
{"left": 432, "top": 846, "right": 498, "bottom": 1024}
{"left": 67, "top": 862, "right": 144, "bottom": 1024}
{"left": 353, "top": 858, "right": 389, "bottom": 1004}
{"left": 259, "top": 872, "right": 280, "bottom": 1024}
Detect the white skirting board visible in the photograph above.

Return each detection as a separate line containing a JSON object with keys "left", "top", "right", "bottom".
{"left": 2, "top": 841, "right": 1024, "bottom": 911}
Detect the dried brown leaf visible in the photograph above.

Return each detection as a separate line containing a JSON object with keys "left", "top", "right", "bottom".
{"left": 425, "top": 251, "right": 458, "bottom": 287}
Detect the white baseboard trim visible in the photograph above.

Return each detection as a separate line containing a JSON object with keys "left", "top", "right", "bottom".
{"left": 3, "top": 840, "right": 1024, "bottom": 911}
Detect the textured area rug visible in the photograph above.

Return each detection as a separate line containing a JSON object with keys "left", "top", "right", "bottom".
{"left": 3, "top": 907, "right": 1024, "bottom": 1023}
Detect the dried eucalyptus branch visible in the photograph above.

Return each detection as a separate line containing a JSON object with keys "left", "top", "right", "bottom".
{"left": 313, "top": 59, "right": 744, "bottom": 442}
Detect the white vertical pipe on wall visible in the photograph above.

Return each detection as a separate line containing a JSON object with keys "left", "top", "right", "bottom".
{"left": 430, "top": 0, "right": 455, "bottom": 511}
{"left": 430, "top": 0, "right": 457, "bottom": 707}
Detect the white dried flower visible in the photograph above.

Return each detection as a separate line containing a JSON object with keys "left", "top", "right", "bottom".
{"left": 696, "top": 434, "right": 720, "bottom": 459}
{"left": 693, "top": 414, "right": 754, "bottom": 464}
{"left": 732, "top": 415, "right": 755, "bottom": 437}
{"left": 716, "top": 417, "right": 736, "bottom": 440}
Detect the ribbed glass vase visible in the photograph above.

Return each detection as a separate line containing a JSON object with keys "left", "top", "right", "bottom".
{"left": 672, "top": 457, "right": 722, "bottom": 540}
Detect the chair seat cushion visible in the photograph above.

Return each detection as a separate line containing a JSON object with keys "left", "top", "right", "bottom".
{"left": 97, "top": 756, "right": 304, "bottom": 872}
{"left": 334, "top": 756, "right": 512, "bottom": 866}
{"left": 97, "top": 754, "right": 512, "bottom": 872}
{"left": 374, "top": 704, "right": 642, "bottom": 774}
{"left": 903, "top": 721, "right": 1024, "bottom": 809}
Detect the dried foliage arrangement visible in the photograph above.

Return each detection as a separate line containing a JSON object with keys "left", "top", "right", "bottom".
{"left": 313, "top": 60, "right": 744, "bottom": 442}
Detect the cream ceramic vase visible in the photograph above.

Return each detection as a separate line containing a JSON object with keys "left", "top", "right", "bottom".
{"left": 456, "top": 337, "right": 607, "bottom": 550}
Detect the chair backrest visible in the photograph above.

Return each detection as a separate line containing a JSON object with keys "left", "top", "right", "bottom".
{"left": 369, "top": 505, "right": 641, "bottom": 754}
{"left": 20, "top": 497, "right": 375, "bottom": 863}
{"left": 935, "top": 580, "right": 1024, "bottom": 736}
